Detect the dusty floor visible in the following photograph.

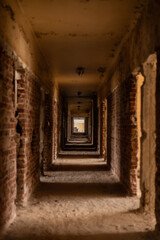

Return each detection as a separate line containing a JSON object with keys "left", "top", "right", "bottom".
{"left": 1, "top": 158, "right": 159, "bottom": 240}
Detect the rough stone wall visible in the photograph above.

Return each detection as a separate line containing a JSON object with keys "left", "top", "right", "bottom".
{"left": 0, "top": 45, "right": 17, "bottom": 230}
{"left": 107, "top": 76, "right": 138, "bottom": 195}
{"left": 16, "top": 70, "right": 41, "bottom": 204}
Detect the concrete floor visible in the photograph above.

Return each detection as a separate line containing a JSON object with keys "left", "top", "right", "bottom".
{"left": 2, "top": 158, "right": 159, "bottom": 240}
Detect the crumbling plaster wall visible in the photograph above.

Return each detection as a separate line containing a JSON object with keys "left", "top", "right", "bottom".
{"left": 107, "top": 76, "right": 138, "bottom": 195}
{"left": 155, "top": 51, "right": 160, "bottom": 230}
{"left": 0, "top": 0, "right": 54, "bottom": 231}
{"left": 0, "top": 0, "right": 51, "bottom": 87}
{"left": 0, "top": 40, "right": 44, "bottom": 231}
{"left": 43, "top": 83, "right": 59, "bottom": 170}
{"left": 99, "top": 0, "right": 160, "bottom": 227}
{"left": 100, "top": 0, "right": 160, "bottom": 98}
{"left": 140, "top": 54, "right": 157, "bottom": 214}
{"left": 0, "top": 44, "right": 17, "bottom": 232}
{"left": 16, "top": 68, "right": 41, "bottom": 204}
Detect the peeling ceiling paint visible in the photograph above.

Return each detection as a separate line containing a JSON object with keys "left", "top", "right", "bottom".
{"left": 17, "top": 0, "right": 146, "bottom": 94}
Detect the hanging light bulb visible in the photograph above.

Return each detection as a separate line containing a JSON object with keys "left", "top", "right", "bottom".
{"left": 97, "top": 67, "right": 106, "bottom": 78}
{"left": 76, "top": 67, "right": 85, "bottom": 76}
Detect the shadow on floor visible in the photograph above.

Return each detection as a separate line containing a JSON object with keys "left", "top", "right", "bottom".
{"left": 35, "top": 182, "right": 127, "bottom": 198}
{"left": 50, "top": 164, "right": 109, "bottom": 172}
{"left": 2, "top": 231, "right": 159, "bottom": 240}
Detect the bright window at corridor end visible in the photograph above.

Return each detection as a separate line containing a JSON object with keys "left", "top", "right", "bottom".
{"left": 73, "top": 118, "right": 85, "bottom": 133}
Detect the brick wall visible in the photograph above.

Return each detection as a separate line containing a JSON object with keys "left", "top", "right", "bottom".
{"left": 16, "top": 70, "right": 41, "bottom": 203}
{"left": 100, "top": 100, "right": 105, "bottom": 158}
{"left": 0, "top": 46, "right": 17, "bottom": 230}
{"left": 107, "top": 76, "right": 138, "bottom": 195}
{"left": 53, "top": 99, "right": 58, "bottom": 160}
{"left": 0, "top": 42, "right": 41, "bottom": 230}
{"left": 43, "top": 94, "right": 53, "bottom": 170}
{"left": 43, "top": 94, "right": 58, "bottom": 170}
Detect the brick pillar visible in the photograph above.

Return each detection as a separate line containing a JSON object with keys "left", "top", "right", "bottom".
{"left": 16, "top": 70, "right": 41, "bottom": 204}
{"left": 53, "top": 99, "right": 58, "bottom": 161}
{"left": 100, "top": 100, "right": 105, "bottom": 158}
{"left": 107, "top": 76, "right": 138, "bottom": 195}
{"left": 43, "top": 93, "right": 53, "bottom": 170}
{"left": 0, "top": 48, "right": 17, "bottom": 229}
{"left": 155, "top": 51, "right": 160, "bottom": 230}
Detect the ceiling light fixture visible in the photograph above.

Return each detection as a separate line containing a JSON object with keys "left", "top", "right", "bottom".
{"left": 76, "top": 66, "right": 85, "bottom": 76}
{"left": 77, "top": 91, "right": 82, "bottom": 96}
{"left": 97, "top": 67, "right": 106, "bottom": 77}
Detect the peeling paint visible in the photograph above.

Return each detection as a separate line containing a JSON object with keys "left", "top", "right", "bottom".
{"left": 80, "top": 0, "right": 90, "bottom": 3}
{"left": 35, "top": 31, "right": 58, "bottom": 38}
{"left": 68, "top": 33, "right": 89, "bottom": 37}
{"left": 68, "top": 33, "right": 77, "bottom": 37}
{"left": 19, "top": 26, "right": 29, "bottom": 44}
{"left": 0, "top": 1, "right": 15, "bottom": 21}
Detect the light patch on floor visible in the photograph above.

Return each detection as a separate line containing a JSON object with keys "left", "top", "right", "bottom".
{"left": 2, "top": 158, "right": 158, "bottom": 240}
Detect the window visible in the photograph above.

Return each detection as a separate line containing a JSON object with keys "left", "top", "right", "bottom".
{"left": 73, "top": 117, "right": 85, "bottom": 133}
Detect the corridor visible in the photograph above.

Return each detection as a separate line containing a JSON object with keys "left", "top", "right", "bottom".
{"left": 2, "top": 158, "right": 157, "bottom": 240}
{"left": 1, "top": 0, "right": 160, "bottom": 239}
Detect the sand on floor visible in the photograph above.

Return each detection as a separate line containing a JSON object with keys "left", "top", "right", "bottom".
{"left": 1, "top": 158, "right": 159, "bottom": 240}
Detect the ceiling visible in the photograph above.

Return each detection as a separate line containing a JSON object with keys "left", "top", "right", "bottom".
{"left": 17, "top": 0, "right": 145, "bottom": 95}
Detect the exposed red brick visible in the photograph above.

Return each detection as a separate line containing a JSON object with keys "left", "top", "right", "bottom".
{"left": 100, "top": 100, "right": 105, "bottom": 158}
{"left": 43, "top": 94, "right": 53, "bottom": 170}
{"left": 107, "top": 76, "right": 138, "bottom": 195}
{"left": 43, "top": 93, "right": 58, "bottom": 171}
{"left": 16, "top": 70, "right": 41, "bottom": 204}
{"left": 0, "top": 47, "right": 16, "bottom": 230}
{"left": 0, "top": 42, "right": 42, "bottom": 230}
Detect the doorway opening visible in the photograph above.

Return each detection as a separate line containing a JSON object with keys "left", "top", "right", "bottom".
{"left": 73, "top": 117, "right": 85, "bottom": 133}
